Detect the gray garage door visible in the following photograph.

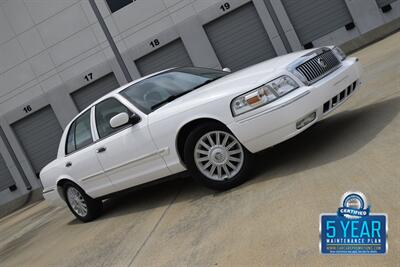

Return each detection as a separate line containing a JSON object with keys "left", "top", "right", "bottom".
{"left": 135, "top": 38, "right": 193, "bottom": 76}
{"left": 71, "top": 73, "right": 119, "bottom": 111}
{"left": 281, "top": 0, "right": 353, "bottom": 46}
{"left": 0, "top": 152, "right": 14, "bottom": 192}
{"left": 11, "top": 106, "right": 63, "bottom": 177}
{"left": 376, "top": 0, "right": 397, "bottom": 8}
{"left": 204, "top": 2, "right": 277, "bottom": 71}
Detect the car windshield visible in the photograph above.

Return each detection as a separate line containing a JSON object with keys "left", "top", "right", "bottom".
{"left": 120, "top": 67, "right": 228, "bottom": 114}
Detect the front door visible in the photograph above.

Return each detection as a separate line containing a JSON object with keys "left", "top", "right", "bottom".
{"left": 93, "top": 98, "right": 171, "bottom": 192}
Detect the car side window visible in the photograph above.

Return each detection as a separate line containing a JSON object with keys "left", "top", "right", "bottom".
{"left": 75, "top": 111, "right": 93, "bottom": 150}
{"left": 65, "top": 111, "right": 93, "bottom": 155}
{"left": 95, "top": 98, "right": 132, "bottom": 139}
{"left": 65, "top": 121, "right": 76, "bottom": 155}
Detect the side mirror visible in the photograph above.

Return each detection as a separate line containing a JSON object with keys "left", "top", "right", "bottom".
{"left": 109, "top": 112, "right": 129, "bottom": 128}
{"left": 129, "top": 114, "right": 141, "bottom": 125}
{"left": 222, "top": 67, "right": 231, "bottom": 73}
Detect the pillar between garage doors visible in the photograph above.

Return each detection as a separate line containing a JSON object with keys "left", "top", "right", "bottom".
{"left": 253, "top": 0, "right": 288, "bottom": 55}
{"left": 267, "top": 0, "right": 303, "bottom": 51}
{"left": 175, "top": 16, "right": 222, "bottom": 70}
{"left": 0, "top": 125, "right": 31, "bottom": 192}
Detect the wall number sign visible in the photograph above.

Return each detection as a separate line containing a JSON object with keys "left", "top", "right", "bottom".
{"left": 150, "top": 39, "right": 160, "bottom": 48}
{"left": 23, "top": 105, "right": 32, "bottom": 113}
{"left": 220, "top": 2, "right": 231, "bottom": 12}
{"left": 84, "top": 73, "right": 93, "bottom": 82}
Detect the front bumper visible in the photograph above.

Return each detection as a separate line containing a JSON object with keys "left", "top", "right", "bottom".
{"left": 228, "top": 57, "right": 361, "bottom": 153}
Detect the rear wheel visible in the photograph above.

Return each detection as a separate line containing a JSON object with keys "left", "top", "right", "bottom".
{"left": 64, "top": 182, "right": 102, "bottom": 222}
{"left": 184, "top": 123, "right": 252, "bottom": 190}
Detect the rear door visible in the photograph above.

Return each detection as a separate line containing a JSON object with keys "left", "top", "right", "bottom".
{"left": 63, "top": 109, "right": 113, "bottom": 197}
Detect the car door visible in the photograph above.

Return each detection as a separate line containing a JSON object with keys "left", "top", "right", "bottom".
{"left": 63, "top": 109, "right": 114, "bottom": 198}
{"left": 93, "top": 97, "right": 171, "bottom": 192}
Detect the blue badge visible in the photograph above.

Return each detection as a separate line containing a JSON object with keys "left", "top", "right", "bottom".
{"left": 320, "top": 192, "right": 388, "bottom": 254}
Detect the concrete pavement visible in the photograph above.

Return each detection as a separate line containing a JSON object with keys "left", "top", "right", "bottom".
{"left": 0, "top": 32, "right": 399, "bottom": 267}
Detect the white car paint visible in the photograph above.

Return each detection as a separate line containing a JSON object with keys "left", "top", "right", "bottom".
{"left": 40, "top": 47, "right": 362, "bottom": 206}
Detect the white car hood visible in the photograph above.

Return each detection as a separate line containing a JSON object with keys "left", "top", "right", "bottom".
{"left": 149, "top": 49, "right": 312, "bottom": 120}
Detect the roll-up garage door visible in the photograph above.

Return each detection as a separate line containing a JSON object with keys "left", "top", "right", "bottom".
{"left": 135, "top": 38, "right": 193, "bottom": 76}
{"left": 71, "top": 73, "right": 119, "bottom": 111}
{"left": 0, "top": 153, "right": 14, "bottom": 192}
{"left": 376, "top": 0, "right": 397, "bottom": 8}
{"left": 281, "top": 0, "right": 353, "bottom": 46}
{"left": 11, "top": 106, "right": 63, "bottom": 177}
{"left": 204, "top": 2, "right": 277, "bottom": 71}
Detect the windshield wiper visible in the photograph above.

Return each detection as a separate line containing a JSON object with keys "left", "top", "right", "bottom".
{"left": 151, "top": 91, "right": 192, "bottom": 110}
{"left": 190, "top": 79, "right": 216, "bottom": 90}
{"left": 150, "top": 78, "right": 220, "bottom": 111}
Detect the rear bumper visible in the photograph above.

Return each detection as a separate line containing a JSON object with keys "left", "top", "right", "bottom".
{"left": 228, "top": 57, "right": 361, "bottom": 153}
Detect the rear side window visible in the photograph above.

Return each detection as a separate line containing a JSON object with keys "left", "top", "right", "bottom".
{"left": 65, "top": 121, "right": 76, "bottom": 155}
{"left": 95, "top": 98, "right": 132, "bottom": 139}
{"left": 65, "top": 110, "right": 93, "bottom": 155}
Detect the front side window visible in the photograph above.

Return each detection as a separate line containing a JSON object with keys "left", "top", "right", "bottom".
{"left": 120, "top": 67, "right": 227, "bottom": 114}
{"left": 95, "top": 98, "right": 132, "bottom": 139}
{"left": 65, "top": 110, "right": 93, "bottom": 154}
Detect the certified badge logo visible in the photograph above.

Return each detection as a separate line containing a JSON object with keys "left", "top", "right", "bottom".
{"left": 320, "top": 192, "right": 388, "bottom": 254}
{"left": 338, "top": 192, "right": 370, "bottom": 219}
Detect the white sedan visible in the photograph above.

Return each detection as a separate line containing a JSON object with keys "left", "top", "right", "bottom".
{"left": 40, "top": 46, "right": 361, "bottom": 222}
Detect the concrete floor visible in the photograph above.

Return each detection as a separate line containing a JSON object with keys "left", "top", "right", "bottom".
{"left": 0, "top": 32, "right": 399, "bottom": 267}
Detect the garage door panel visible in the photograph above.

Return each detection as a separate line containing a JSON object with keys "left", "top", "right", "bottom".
{"left": 135, "top": 39, "right": 193, "bottom": 76}
{"left": 12, "top": 106, "right": 63, "bottom": 176}
{"left": 72, "top": 73, "right": 119, "bottom": 112}
{"left": 0, "top": 153, "right": 14, "bottom": 192}
{"left": 204, "top": 2, "right": 277, "bottom": 71}
{"left": 281, "top": 0, "right": 353, "bottom": 45}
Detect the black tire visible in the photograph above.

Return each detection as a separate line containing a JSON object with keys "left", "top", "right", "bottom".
{"left": 184, "top": 122, "right": 253, "bottom": 191}
{"left": 63, "top": 182, "right": 102, "bottom": 222}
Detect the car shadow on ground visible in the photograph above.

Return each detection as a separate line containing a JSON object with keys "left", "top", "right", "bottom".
{"left": 251, "top": 95, "right": 400, "bottom": 180}
{"left": 69, "top": 96, "right": 400, "bottom": 223}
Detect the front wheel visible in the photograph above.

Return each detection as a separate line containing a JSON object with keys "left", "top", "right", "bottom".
{"left": 64, "top": 182, "right": 102, "bottom": 222}
{"left": 184, "top": 123, "right": 253, "bottom": 190}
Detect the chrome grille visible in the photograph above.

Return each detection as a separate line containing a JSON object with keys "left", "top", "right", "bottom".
{"left": 296, "top": 50, "right": 340, "bottom": 83}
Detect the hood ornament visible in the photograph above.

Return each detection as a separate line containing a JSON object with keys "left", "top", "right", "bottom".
{"left": 317, "top": 58, "right": 328, "bottom": 68}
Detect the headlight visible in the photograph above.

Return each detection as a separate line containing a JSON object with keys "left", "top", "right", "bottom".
{"left": 332, "top": 46, "right": 346, "bottom": 61}
{"left": 231, "top": 76, "right": 299, "bottom": 116}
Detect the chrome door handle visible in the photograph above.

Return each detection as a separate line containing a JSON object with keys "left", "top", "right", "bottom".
{"left": 96, "top": 147, "right": 107, "bottom": 153}
{"left": 65, "top": 162, "right": 72, "bottom": 168}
